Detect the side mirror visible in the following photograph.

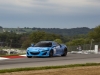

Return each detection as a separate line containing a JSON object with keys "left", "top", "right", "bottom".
{"left": 31, "top": 44, "right": 34, "bottom": 47}
{"left": 60, "top": 44, "right": 62, "bottom": 47}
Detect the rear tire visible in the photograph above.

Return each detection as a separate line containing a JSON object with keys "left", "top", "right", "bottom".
{"left": 61, "top": 48, "right": 67, "bottom": 56}
{"left": 27, "top": 56, "right": 32, "bottom": 58}
{"left": 49, "top": 50, "right": 53, "bottom": 57}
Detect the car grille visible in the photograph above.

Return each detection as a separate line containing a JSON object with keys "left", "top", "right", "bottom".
{"left": 30, "top": 52, "right": 40, "bottom": 55}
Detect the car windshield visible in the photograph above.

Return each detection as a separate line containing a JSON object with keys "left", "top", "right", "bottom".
{"left": 34, "top": 42, "right": 52, "bottom": 47}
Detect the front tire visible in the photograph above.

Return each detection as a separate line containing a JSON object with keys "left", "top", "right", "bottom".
{"left": 27, "top": 56, "right": 32, "bottom": 58}
{"left": 49, "top": 50, "right": 53, "bottom": 57}
{"left": 61, "top": 48, "right": 67, "bottom": 56}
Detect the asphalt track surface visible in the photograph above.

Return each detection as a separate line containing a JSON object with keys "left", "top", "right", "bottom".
{"left": 0, "top": 54, "right": 100, "bottom": 70}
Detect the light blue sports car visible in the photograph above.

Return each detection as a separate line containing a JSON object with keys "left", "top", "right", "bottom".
{"left": 26, "top": 41, "right": 68, "bottom": 58}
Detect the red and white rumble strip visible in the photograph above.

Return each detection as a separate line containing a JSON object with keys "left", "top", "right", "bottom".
{"left": 0, "top": 55, "right": 26, "bottom": 60}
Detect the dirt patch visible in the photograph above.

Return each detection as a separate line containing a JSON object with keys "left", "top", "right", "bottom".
{"left": 0, "top": 66, "right": 100, "bottom": 75}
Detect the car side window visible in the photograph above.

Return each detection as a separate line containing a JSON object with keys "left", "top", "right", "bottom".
{"left": 53, "top": 42, "right": 60, "bottom": 46}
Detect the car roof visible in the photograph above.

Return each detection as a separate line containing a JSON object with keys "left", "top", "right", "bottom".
{"left": 39, "top": 41, "right": 54, "bottom": 43}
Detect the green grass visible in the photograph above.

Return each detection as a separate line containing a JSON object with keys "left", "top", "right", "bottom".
{"left": 0, "top": 63, "right": 100, "bottom": 73}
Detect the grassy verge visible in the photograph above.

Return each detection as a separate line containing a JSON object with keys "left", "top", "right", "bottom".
{"left": 0, "top": 63, "right": 100, "bottom": 73}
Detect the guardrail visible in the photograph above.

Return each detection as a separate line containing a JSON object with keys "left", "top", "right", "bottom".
{"left": 70, "top": 45, "right": 100, "bottom": 54}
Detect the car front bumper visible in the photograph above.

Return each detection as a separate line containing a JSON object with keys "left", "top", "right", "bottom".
{"left": 26, "top": 51, "right": 50, "bottom": 57}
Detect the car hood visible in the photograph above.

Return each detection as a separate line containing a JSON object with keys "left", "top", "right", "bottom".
{"left": 27, "top": 47, "right": 50, "bottom": 51}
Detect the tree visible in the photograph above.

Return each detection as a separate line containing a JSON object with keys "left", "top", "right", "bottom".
{"left": 29, "top": 31, "right": 62, "bottom": 44}
{"left": 21, "top": 39, "right": 31, "bottom": 48}
{"left": 88, "top": 25, "right": 100, "bottom": 42}
{"left": 54, "top": 39, "right": 62, "bottom": 44}
{"left": 66, "top": 38, "right": 86, "bottom": 46}
{"left": 21, "top": 31, "right": 63, "bottom": 48}
{"left": 29, "top": 31, "right": 47, "bottom": 43}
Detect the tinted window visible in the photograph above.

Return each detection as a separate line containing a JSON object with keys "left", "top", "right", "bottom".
{"left": 53, "top": 42, "right": 60, "bottom": 46}
{"left": 34, "top": 42, "right": 52, "bottom": 47}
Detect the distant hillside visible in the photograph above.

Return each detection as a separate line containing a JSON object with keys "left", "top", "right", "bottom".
{"left": 0, "top": 27, "right": 93, "bottom": 36}
{"left": 31, "top": 27, "right": 93, "bottom": 36}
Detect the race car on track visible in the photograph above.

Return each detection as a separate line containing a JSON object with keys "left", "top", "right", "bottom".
{"left": 26, "top": 41, "right": 68, "bottom": 58}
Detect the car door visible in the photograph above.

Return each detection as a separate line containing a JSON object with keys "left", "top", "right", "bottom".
{"left": 53, "top": 42, "right": 61, "bottom": 54}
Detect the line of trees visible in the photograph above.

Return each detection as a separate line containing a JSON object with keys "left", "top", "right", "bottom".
{"left": 66, "top": 25, "right": 100, "bottom": 46}
{"left": 0, "top": 25, "right": 99, "bottom": 49}
{"left": 0, "top": 31, "right": 67, "bottom": 48}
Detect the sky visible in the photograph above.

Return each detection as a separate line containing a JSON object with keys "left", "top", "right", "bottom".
{"left": 0, "top": 0, "right": 100, "bottom": 29}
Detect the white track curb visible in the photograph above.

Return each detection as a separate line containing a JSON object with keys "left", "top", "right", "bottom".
{"left": 0, "top": 57, "right": 9, "bottom": 60}
{"left": 19, "top": 54, "right": 26, "bottom": 56}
